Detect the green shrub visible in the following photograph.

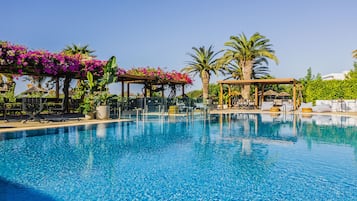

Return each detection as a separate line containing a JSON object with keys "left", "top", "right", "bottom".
{"left": 306, "top": 79, "right": 357, "bottom": 103}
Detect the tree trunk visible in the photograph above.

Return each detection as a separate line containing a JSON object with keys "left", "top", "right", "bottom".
{"left": 55, "top": 78, "right": 60, "bottom": 99}
{"left": 63, "top": 76, "right": 71, "bottom": 113}
{"left": 241, "top": 60, "right": 253, "bottom": 100}
{"left": 201, "top": 71, "right": 210, "bottom": 104}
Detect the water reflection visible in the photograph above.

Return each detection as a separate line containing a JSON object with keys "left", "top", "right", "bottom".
{"left": 211, "top": 113, "right": 357, "bottom": 159}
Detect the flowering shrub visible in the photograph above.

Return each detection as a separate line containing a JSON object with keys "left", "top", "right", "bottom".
{"left": 0, "top": 41, "right": 27, "bottom": 75}
{"left": 0, "top": 41, "right": 105, "bottom": 79}
{"left": 116, "top": 67, "right": 127, "bottom": 76}
{"left": 125, "top": 67, "right": 192, "bottom": 84}
{"left": 168, "top": 71, "right": 193, "bottom": 84}
{"left": 0, "top": 41, "right": 193, "bottom": 84}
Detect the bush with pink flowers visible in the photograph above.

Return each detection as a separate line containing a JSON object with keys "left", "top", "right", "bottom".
{"left": 0, "top": 41, "right": 193, "bottom": 84}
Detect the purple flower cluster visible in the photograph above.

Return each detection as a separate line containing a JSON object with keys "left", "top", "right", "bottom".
{"left": 0, "top": 41, "right": 193, "bottom": 84}
{"left": 116, "top": 67, "right": 127, "bottom": 76}
{"left": 125, "top": 67, "right": 193, "bottom": 84}
{"left": 0, "top": 41, "right": 106, "bottom": 79}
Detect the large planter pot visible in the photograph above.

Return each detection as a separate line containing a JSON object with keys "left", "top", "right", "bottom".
{"left": 84, "top": 112, "right": 95, "bottom": 120}
{"left": 96, "top": 105, "right": 110, "bottom": 120}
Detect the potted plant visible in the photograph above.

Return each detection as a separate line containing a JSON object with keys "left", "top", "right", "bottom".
{"left": 94, "top": 56, "right": 118, "bottom": 119}
{"left": 80, "top": 94, "right": 95, "bottom": 119}
{"left": 78, "top": 70, "right": 96, "bottom": 119}
{"left": 79, "top": 56, "right": 117, "bottom": 120}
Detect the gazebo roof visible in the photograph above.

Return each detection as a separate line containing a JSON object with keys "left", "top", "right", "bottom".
{"left": 21, "top": 86, "right": 48, "bottom": 95}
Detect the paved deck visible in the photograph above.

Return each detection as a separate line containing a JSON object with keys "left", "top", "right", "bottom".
{"left": 0, "top": 118, "right": 132, "bottom": 133}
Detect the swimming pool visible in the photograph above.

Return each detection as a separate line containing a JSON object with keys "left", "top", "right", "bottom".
{"left": 1, "top": 114, "right": 357, "bottom": 200}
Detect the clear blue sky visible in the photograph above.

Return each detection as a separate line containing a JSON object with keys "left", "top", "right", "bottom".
{"left": 1, "top": 0, "right": 357, "bottom": 94}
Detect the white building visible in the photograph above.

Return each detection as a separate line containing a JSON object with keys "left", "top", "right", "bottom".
{"left": 321, "top": 70, "right": 349, "bottom": 80}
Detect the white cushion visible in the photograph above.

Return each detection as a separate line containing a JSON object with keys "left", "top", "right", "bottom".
{"left": 261, "top": 102, "right": 274, "bottom": 111}
{"left": 312, "top": 104, "right": 332, "bottom": 112}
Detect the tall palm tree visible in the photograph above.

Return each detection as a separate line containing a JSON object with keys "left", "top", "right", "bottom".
{"left": 221, "top": 32, "right": 278, "bottom": 100}
{"left": 225, "top": 58, "right": 270, "bottom": 80}
{"left": 353, "top": 49, "right": 357, "bottom": 59}
{"left": 181, "top": 46, "right": 223, "bottom": 104}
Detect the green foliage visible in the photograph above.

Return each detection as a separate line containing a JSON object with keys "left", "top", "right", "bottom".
{"left": 346, "top": 62, "right": 357, "bottom": 80}
{"left": 87, "top": 72, "right": 95, "bottom": 92}
{"left": 4, "top": 83, "right": 16, "bottom": 102}
{"left": 305, "top": 79, "right": 357, "bottom": 103}
{"left": 298, "top": 67, "right": 322, "bottom": 102}
{"left": 99, "top": 56, "right": 117, "bottom": 90}
{"left": 80, "top": 95, "right": 95, "bottom": 115}
{"left": 79, "top": 56, "right": 117, "bottom": 113}
{"left": 182, "top": 46, "right": 223, "bottom": 78}
{"left": 220, "top": 32, "right": 278, "bottom": 100}
{"left": 182, "top": 46, "right": 223, "bottom": 102}
{"left": 62, "top": 44, "right": 95, "bottom": 58}
{"left": 209, "top": 84, "right": 225, "bottom": 98}
{"left": 186, "top": 90, "right": 202, "bottom": 98}
{"left": 303, "top": 65, "right": 357, "bottom": 103}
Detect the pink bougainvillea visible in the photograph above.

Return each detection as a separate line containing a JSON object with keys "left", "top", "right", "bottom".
{"left": 0, "top": 41, "right": 193, "bottom": 84}
{"left": 125, "top": 67, "right": 193, "bottom": 84}
{"left": 0, "top": 41, "right": 106, "bottom": 79}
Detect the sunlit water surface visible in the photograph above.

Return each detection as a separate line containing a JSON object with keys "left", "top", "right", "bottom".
{"left": 0, "top": 114, "right": 357, "bottom": 200}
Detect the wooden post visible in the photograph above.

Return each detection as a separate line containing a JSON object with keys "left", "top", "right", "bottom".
{"left": 149, "top": 83, "right": 152, "bottom": 97}
{"left": 127, "top": 83, "right": 130, "bottom": 98}
{"left": 254, "top": 85, "right": 258, "bottom": 108}
{"left": 182, "top": 84, "right": 185, "bottom": 96}
{"left": 55, "top": 77, "right": 60, "bottom": 99}
{"left": 121, "top": 81, "right": 124, "bottom": 98}
{"left": 293, "top": 81, "right": 297, "bottom": 110}
{"left": 260, "top": 84, "right": 265, "bottom": 105}
{"left": 143, "top": 83, "right": 147, "bottom": 97}
{"left": 173, "top": 85, "right": 176, "bottom": 97}
{"left": 228, "top": 85, "right": 231, "bottom": 108}
{"left": 219, "top": 83, "right": 223, "bottom": 108}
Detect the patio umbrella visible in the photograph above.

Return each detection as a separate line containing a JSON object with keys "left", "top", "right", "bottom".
{"left": 277, "top": 91, "right": 290, "bottom": 97}
{"left": 277, "top": 91, "right": 291, "bottom": 100}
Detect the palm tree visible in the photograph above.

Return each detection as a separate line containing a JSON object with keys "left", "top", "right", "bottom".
{"left": 181, "top": 46, "right": 223, "bottom": 104}
{"left": 221, "top": 32, "right": 278, "bottom": 100}
{"left": 62, "top": 44, "right": 96, "bottom": 59}
{"left": 225, "top": 57, "right": 270, "bottom": 80}
{"left": 353, "top": 49, "right": 357, "bottom": 59}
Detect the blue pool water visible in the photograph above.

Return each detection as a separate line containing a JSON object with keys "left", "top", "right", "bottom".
{"left": 0, "top": 114, "right": 357, "bottom": 200}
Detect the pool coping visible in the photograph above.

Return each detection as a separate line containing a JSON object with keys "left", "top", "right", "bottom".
{"left": 0, "top": 118, "right": 133, "bottom": 133}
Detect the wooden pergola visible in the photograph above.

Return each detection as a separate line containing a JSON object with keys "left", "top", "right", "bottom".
{"left": 117, "top": 74, "right": 187, "bottom": 98}
{"left": 217, "top": 78, "right": 299, "bottom": 110}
